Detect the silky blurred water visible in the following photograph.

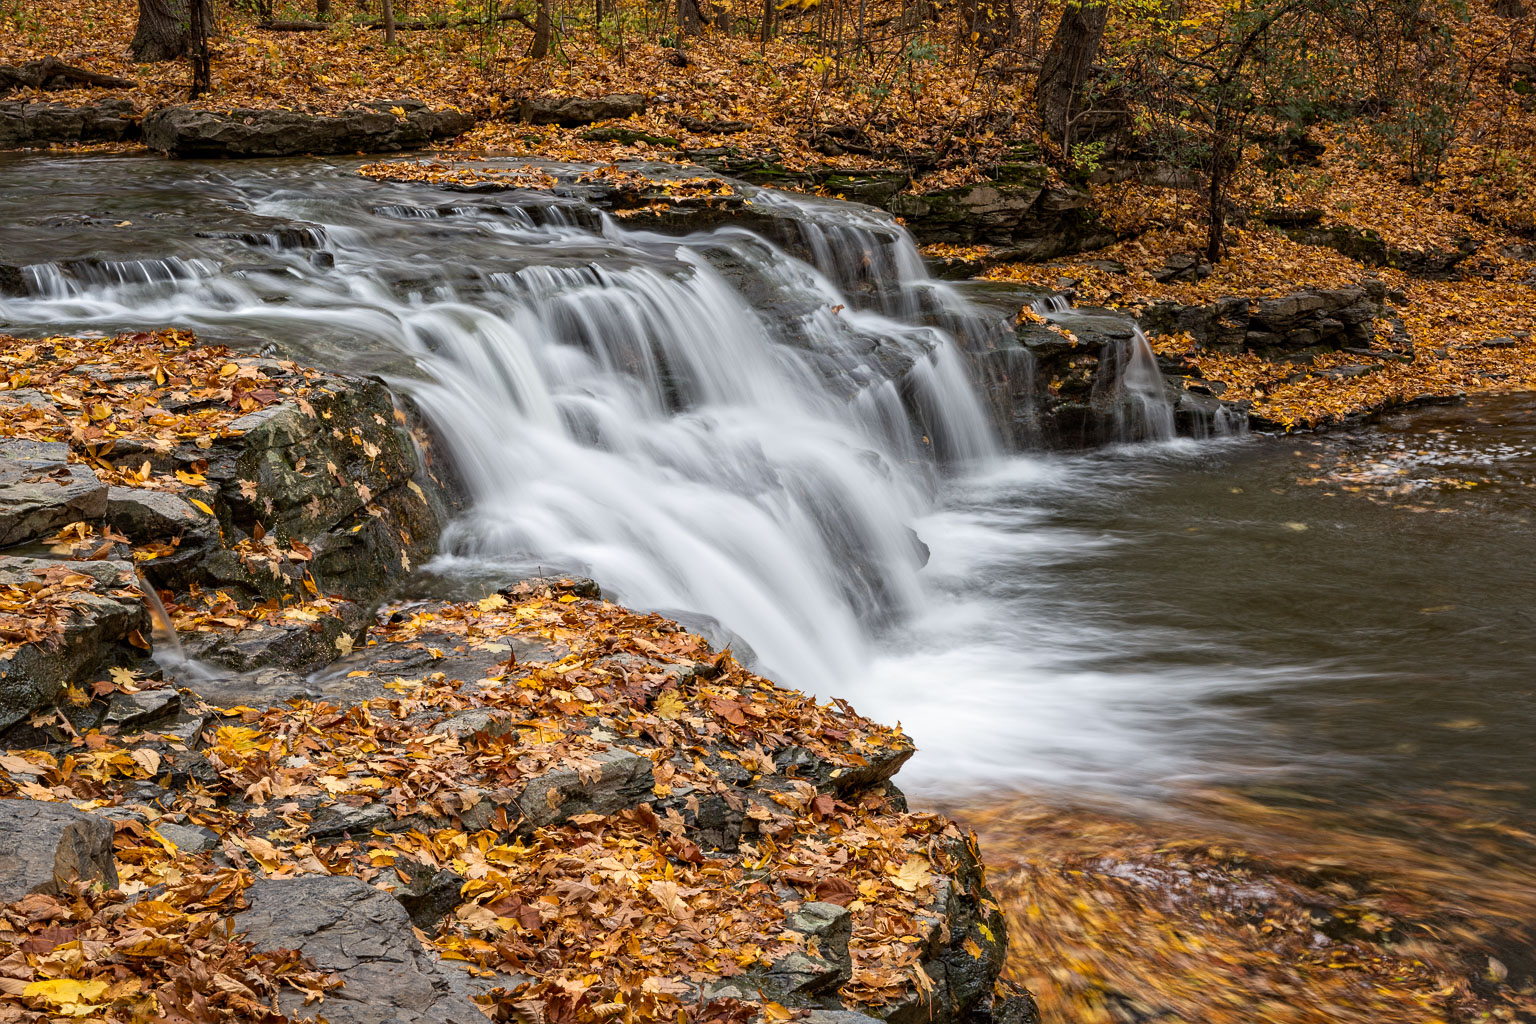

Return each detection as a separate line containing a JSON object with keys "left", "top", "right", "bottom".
{"left": 2, "top": 155, "right": 1533, "bottom": 827}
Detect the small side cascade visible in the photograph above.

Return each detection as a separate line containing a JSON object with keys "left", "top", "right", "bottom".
{"left": 1214, "top": 405, "right": 1248, "bottom": 437}
{"left": 1030, "top": 295, "right": 1072, "bottom": 317}
{"left": 1120, "top": 325, "right": 1178, "bottom": 442}
{"left": 17, "top": 257, "right": 218, "bottom": 299}
{"left": 136, "top": 573, "right": 218, "bottom": 684}
{"left": 1030, "top": 294, "right": 1178, "bottom": 443}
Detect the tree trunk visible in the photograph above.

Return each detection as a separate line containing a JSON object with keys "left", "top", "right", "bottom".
{"left": 131, "top": 0, "right": 190, "bottom": 62}
{"left": 188, "top": 0, "right": 211, "bottom": 97}
{"left": 759, "top": 0, "right": 773, "bottom": 45}
{"left": 1204, "top": 167, "right": 1224, "bottom": 262}
{"left": 678, "top": 0, "right": 703, "bottom": 36}
{"left": 317, "top": 0, "right": 331, "bottom": 19}
{"left": 530, "top": 0, "right": 550, "bottom": 55}
{"left": 1204, "top": 131, "right": 1236, "bottom": 262}
{"left": 380, "top": 0, "right": 397, "bottom": 43}
{"left": 1034, "top": 0, "right": 1108, "bottom": 147}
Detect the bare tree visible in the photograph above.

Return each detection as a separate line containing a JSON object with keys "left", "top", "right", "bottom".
{"left": 189, "top": 0, "right": 211, "bottom": 96}
{"left": 381, "top": 0, "right": 397, "bottom": 44}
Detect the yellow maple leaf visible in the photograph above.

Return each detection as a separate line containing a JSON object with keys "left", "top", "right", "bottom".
{"left": 890, "top": 857, "right": 933, "bottom": 892}
{"left": 23, "top": 978, "right": 109, "bottom": 1016}
{"left": 652, "top": 690, "right": 687, "bottom": 720}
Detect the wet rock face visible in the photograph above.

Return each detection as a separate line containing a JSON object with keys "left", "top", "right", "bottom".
{"left": 203, "top": 373, "right": 444, "bottom": 606}
{"left": 0, "top": 555, "right": 148, "bottom": 731}
{"left": 0, "top": 99, "right": 138, "bottom": 149}
{"left": 1139, "top": 282, "right": 1386, "bottom": 356}
{"left": 236, "top": 875, "right": 484, "bottom": 1024}
{"left": 0, "top": 800, "right": 118, "bottom": 902}
{"left": 0, "top": 439, "right": 107, "bottom": 547}
{"left": 142, "top": 100, "right": 473, "bottom": 158}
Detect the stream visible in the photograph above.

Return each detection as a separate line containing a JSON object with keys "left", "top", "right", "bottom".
{"left": 2, "top": 154, "right": 1534, "bottom": 918}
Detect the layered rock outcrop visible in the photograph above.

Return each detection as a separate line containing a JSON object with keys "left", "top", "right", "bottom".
{"left": 1139, "top": 281, "right": 1388, "bottom": 356}
{"left": 0, "top": 330, "right": 450, "bottom": 727}
{"left": 0, "top": 98, "right": 138, "bottom": 148}
{"left": 143, "top": 99, "right": 473, "bottom": 157}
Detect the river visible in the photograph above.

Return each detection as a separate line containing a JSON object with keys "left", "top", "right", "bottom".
{"left": 2, "top": 153, "right": 1532, "bottom": 1021}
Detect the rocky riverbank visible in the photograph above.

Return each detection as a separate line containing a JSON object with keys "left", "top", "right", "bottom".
{"left": 0, "top": 330, "right": 1021, "bottom": 1023}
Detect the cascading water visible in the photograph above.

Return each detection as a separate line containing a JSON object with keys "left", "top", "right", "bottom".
{"left": 1030, "top": 295, "right": 1178, "bottom": 442}
{"left": 1120, "top": 326, "right": 1178, "bottom": 441}
{"left": 0, "top": 157, "right": 1269, "bottom": 794}
{"left": 0, "top": 163, "right": 996, "bottom": 696}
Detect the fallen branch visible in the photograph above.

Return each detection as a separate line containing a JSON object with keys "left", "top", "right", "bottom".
{"left": 255, "top": 19, "right": 331, "bottom": 30}
{"left": 362, "top": 10, "right": 535, "bottom": 31}
{"left": 0, "top": 57, "right": 136, "bottom": 95}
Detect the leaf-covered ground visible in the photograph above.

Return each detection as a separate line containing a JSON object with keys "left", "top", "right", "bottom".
{"left": 0, "top": 575, "right": 995, "bottom": 1022}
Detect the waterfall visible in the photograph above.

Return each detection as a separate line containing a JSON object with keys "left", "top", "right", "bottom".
{"left": 1032, "top": 295, "right": 1178, "bottom": 443}
{"left": 1121, "top": 326, "right": 1178, "bottom": 442}
{"left": 0, "top": 168, "right": 999, "bottom": 695}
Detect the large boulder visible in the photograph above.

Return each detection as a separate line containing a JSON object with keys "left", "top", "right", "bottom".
{"left": 0, "top": 800, "right": 118, "bottom": 903}
{"left": 143, "top": 99, "right": 473, "bottom": 158}
{"left": 516, "top": 93, "right": 645, "bottom": 126}
{"left": 0, "top": 98, "right": 138, "bottom": 149}
{"left": 235, "top": 875, "right": 484, "bottom": 1024}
